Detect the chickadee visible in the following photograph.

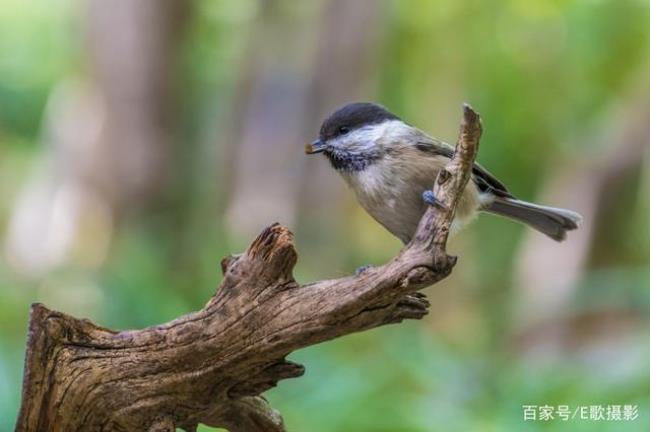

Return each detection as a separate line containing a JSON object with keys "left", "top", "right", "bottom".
{"left": 305, "top": 102, "right": 582, "bottom": 244}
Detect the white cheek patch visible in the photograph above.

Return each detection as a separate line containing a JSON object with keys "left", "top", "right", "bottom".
{"left": 330, "top": 120, "right": 405, "bottom": 153}
{"left": 378, "top": 120, "right": 413, "bottom": 138}
{"left": 329, "top": 130, "right": 375, "bottom": 153}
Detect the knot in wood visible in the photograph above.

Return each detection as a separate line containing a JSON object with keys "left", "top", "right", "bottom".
{"left": 437, "top": 169, "right": 451, "bottom": 185}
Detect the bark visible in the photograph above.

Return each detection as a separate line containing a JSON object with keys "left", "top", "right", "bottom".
{"left": 15, "top": 106, "right": 482, "bottom": 432}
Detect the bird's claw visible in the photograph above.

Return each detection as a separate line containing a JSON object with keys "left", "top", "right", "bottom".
{"left": 422, "top": 190, "right": 447, "bottom": 210}
{"left": 355, "top": 264, "right": 374, "bottom": 276}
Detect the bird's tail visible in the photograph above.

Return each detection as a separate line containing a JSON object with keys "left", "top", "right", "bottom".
{"left": 484, "top": 197, "right": 582, "bottom": 241}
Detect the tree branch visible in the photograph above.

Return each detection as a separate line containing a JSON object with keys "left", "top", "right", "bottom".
{"left": 15, "top": 105, "right": 482, "bottom": 431}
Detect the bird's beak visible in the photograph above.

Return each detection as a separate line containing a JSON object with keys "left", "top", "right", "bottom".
{"left": 305, "top": 139, "right": 326, "bottom": 154}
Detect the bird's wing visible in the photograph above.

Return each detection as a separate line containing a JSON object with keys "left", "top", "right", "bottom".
{"left": 414, "top": 139, "right": 513, "bottom": 198}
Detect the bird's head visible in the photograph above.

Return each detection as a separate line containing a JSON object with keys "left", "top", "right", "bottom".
{"left": 305, "top": 102, "right": 404, "bottom": 172}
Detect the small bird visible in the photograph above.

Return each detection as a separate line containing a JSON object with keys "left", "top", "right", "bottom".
{"left": 306, "top": 102, "right": 582, "bottom": 244}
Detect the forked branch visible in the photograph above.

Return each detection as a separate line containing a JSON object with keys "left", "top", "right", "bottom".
{"left": 15, "top": 105, "right": 482, "bottom": 431}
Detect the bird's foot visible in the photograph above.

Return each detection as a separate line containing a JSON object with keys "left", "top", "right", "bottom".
{"left": 355, "top": 264, "right": 374, "bottom": 276}
{"left": 422, "top": 190, "right": 447, "bottom": 210}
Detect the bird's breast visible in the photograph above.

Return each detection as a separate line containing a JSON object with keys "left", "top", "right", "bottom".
{"left": 342, "top": 158, "right": 433, "bottom": 242}
{"left": 341, "top": 153, "right": 483, "bottom": 243}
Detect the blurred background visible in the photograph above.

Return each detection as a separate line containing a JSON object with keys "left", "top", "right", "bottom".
{"left": 1, "top": 0, "right": 649, "bottom": 430}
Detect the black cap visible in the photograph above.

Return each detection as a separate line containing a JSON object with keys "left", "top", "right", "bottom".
{"left": 319, "top": 102, "right": 400, "bottom": 141}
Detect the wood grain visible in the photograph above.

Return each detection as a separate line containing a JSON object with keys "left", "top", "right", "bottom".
{"left": 15, "top": 105, "right": 482, "bottom": 432}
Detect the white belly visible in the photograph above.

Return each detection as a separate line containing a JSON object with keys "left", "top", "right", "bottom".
{"left": 343, "top": 158, "right": 482, "bottom": 244}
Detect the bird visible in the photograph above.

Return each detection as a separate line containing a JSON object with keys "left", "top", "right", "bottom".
{"left": 305, "top": 102, "right": 582, "bottom": 244}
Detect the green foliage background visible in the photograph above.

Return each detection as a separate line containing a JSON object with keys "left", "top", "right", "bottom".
{"left": 1, "top": 0, "right": 649, "bottom": 430}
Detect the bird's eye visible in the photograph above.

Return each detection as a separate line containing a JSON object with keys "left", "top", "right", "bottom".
{"left": 339, "top": 126, "right": 350, "bottom": 135}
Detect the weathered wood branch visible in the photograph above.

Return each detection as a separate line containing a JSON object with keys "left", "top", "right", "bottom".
{"left": 15, "top": 105, "right": 482, "bottom": 431}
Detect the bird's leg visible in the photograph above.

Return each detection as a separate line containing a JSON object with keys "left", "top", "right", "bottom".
{"left": 422, "top": 190, "right": 447, "bottom": 210}
{"left": 355, "top": 264, "right": 374, "bottom": 275}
